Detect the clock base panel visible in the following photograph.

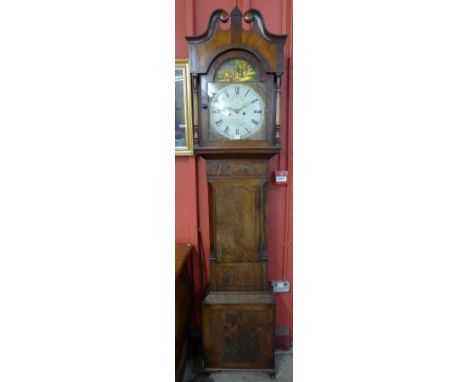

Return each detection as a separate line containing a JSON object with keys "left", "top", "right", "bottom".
{"left": 202, "top": 292, "right": 276, "bottom": 371}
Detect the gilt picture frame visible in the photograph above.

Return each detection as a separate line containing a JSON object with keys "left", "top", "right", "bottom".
{"left": 175, "top": 59, "right": 193, "bottom": 156}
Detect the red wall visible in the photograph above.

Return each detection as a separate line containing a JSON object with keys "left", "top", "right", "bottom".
{"left": 176, "top": 0, "right": 293, "bottom": 344}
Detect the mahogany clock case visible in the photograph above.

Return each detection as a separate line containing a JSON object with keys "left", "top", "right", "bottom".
{"left": 186, "top": 7, "right": 287, "bottom": 374}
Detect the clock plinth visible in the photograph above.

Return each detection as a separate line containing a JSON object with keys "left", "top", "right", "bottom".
{"left": 187, "top": 7, "right": 286, "bottom": 373}
{"left": 202, "top": 292, "right": 275, "bottom": 372}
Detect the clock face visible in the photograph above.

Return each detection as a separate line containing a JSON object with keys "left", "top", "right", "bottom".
{"left": 209, "top": 84, "right": 265, "bottom": 140}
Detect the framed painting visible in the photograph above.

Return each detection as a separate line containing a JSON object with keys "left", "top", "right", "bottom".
{"left": 175, "top": 59, "right": 193, "bottom": 156}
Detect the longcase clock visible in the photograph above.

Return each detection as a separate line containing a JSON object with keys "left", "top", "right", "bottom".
{"left": 187, "top": 7, "right": 287, "bottom": 374}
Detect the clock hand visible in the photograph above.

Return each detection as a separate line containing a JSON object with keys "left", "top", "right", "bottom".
{"left": 237, "top": 102, "right": 253, "bottom": 111}
{"left": 224, "top": 106, "right": 241, "bottom": 113}
{"left": 213, "top": 106, "right": 232, "bottom": 116}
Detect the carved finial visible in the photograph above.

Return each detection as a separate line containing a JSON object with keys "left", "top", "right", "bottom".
{"left": 231, "top": 7, "right": 243, "bottom": 28}
{"left": 244, "top": 11, "right": 254, "bottom": 23}
{"left": 244, "top": 9, "right": 256, "bottom": 23}
{"left": 219, "top": 10, "right": 229, "bottom": 23}
{"left": 230, "top": 6, "right": 242, "bottom": 17}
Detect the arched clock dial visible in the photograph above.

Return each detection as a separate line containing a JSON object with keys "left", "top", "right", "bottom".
{"left": 209, "top": 84, "right": 265, "bottom": 140}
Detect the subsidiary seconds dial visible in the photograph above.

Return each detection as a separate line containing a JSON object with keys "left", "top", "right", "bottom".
{"left": 209, "top": 84, "right": 265, "bottom": 139}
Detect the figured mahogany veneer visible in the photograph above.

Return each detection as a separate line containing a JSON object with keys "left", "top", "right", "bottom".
{"left": 203, "top": 292, "right": 275, "bottom": 372}
{"left": 186, "top": 7, "right": 287, "bottom": 373}
{"left": 207, "top": 159, "right": 269, "bottom": 292}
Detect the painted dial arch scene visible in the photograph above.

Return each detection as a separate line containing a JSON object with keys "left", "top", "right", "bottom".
{"left": 209, "top": 84, "right": 265, "bottom": 140}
